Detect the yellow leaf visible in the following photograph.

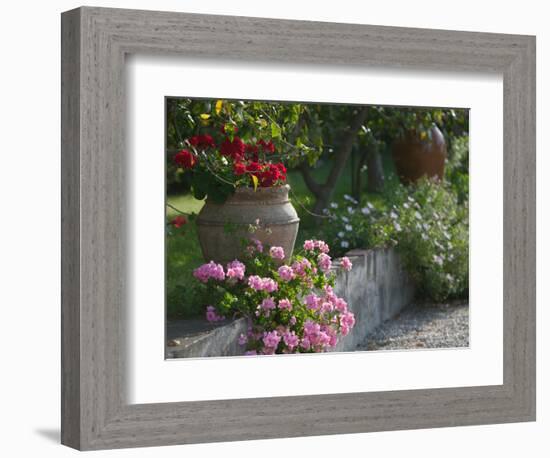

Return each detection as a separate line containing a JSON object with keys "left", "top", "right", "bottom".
{"left": 420, "top": 131, "right": 427, "bottom": 140}
{"left": 199, "top": 113, "right": 211, "bottom": 120}
{"left": 251, "top": 175, "right": 259, "bottom": 191}
{"left": 215, "top": 100, "right": 223, "bottom": 115}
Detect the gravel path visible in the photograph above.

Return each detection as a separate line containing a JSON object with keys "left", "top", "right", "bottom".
{"left": 358, "top": 302, "right": 469, "bottom": 351}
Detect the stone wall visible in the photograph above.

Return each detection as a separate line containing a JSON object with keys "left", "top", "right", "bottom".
{"left": 166, "top": 247, "right": 414, "bottom": 358}
{"left": 331, "top": 248, "right": 415, "bottom": 352}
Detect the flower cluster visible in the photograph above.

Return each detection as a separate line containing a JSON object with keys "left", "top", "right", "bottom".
{"left": 193, "top": 261, "right": 225, "bottom": 283}
{"left": 172, "top": 124, "right": 287, "bottom": 202}
{"left": 320, "top": 178, "right": 468, "bottom": 302}
{"left": 174, "top": 149, "right": 196, "bottom": 169}
{"left": 192, "top": 240, "right": 355, "bottom": 355}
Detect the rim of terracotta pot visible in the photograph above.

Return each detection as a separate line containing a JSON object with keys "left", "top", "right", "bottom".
{"left": 233, "top": 183, "right": 290, "bottom": 194}
{"left": 218, "top": 184, "right": 291, "bottom": 204}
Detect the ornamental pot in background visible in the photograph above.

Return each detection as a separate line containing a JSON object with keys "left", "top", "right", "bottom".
{"left": 391, "top": 125, "right": 447, "bottom": 184}
{"left": 196, "top": 184, "right": 300, "bottom": 264}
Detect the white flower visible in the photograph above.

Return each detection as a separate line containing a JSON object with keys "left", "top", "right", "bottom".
{"left": 407, "top": 196, "right": 415, "bottom": 203}
{"left": 345, "top": 224, "right": 353, "bottom": 231}
{"left": 330, "top": 202, "right": 338, "bottom": 209}
{"left": 433, "top": 255, "right": 444, "bottom": 266}
{"left": 338, "top": 231, "right": 345, "bottom": 238}
{"left": 393, "top": 222, "right": 402, "bottom": 232}
{"left": 341, "top": 216, "right": 350, "bottom": 223}
{"left": 347, "top": 206, "right": 355, "bottom": 214}
{"left": 446, "top": 274, "right": 454, "bottom": 283}
{"left": 367, "top": 202, "right": 374, "bottom": 210}
{"left": 343, "top": 194, "right": 358, "bottom": 204}
{"left": 414, "top": 211, "right": 422, "bottom": 220}
{"left": 361, "top": 207, "right": 371, "bottom": 216}
{"left": 390, "top": 211, "right": 398, "bottom": 220}
{"left": 403, "top": 203, "right": 410, "bottom": 209}
{"left": 341, "top": 241, "right": 350, "bottom": 248}
{"left": 421, "top": 233, "right": 429, "bottom": 241}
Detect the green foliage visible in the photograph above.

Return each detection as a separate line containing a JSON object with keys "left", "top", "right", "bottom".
{"left": 445, "top": 135, "right": 470, "bottom": 204}
{"left": 390, "top": 178, "right": 469, "bottom": 301}
{"left": 321, "top": 177, "right": 469, "bottom": 302}
{"left": 165, "top": 221, "right": 205, "bottom": 319}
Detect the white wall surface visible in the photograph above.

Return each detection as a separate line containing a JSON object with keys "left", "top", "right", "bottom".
{"left": 0, "top": 1, "right": 547, "bottom": 457}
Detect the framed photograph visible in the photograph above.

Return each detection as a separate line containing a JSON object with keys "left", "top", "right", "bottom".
{"left": 61, "top": 6, "right": 535, "bottom": 450}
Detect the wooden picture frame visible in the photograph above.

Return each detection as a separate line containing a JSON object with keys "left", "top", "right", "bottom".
{"left": 61, "top": 6, "right": 536, "bottom": 450}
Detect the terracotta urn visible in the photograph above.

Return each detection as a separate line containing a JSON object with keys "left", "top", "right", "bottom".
{"left": 196, "top": 184, "right": 300, "bottom": 264}
{"left": 392, "top": 125, "right": 447, "bottom": 184}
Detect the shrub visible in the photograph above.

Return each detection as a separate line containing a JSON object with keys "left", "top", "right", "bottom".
{"left": 445, "top": 135, "right": 469, "bottom": 204}
{"left": 389, "top": 178, "right": 469, "bottom": 301}
{"left": 321, "top": 178, "right": 468, "bottom": 302}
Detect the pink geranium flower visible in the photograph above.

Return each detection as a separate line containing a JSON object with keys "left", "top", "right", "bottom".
{"left": 262, "top": 330, "right": 281, "bottom": 349}
{"left": 194, "top": 261, "right": 225, "bottom": 283}
{"left": 278, "top": 298, "right": 292, "bottom": 310}
{"left": 341, "top": 256, "right": 353, "bottom": 272}
{"left": 269, "top": 246, "right": 285, "bottom": 260}
{"left": 283, "top": 331, "right": 299, "bottom": 350}
{"left": 261, "top": 297, "right": 276, "bottom": 310}
{"left": 226, "top": 259, "right": 246, "bottom": 280}
{"left": 205, "top": 305, "right": 224, "bottom": 322}
{"left": 317, "top": 253, "right": 332, "bottom": 273}
{"left": 277, "top": 265, "right": 295, "bottom": 282}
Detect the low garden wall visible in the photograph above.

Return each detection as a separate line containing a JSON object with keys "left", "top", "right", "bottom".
{"left": 330, "top": 248, "right": 415, "bottom": 352}
{"left": 166, "top": 247, "right": 415, "bottom": 358}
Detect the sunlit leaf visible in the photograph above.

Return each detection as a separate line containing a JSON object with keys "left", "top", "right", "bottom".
{"left": 199, "top": 113, "right": 211, "bottom": 120}
{"left": 271, "top": 121, "right": 281, "bottom": 139}
{"left": 251, "top": 175, "right": 259, "bottom": 191}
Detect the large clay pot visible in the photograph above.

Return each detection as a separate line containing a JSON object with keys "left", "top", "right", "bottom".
{"left": 196, "top": 184, "right": 300, "bottom": 264}
{"left": 392, "top": 125, "right": 447, "bottom": 184}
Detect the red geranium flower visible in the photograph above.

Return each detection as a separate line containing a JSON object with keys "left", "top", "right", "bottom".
{"left": 171, "top": 215, "right": 187, "bottom": 228}
{"left": 257, "top": 139, "right": 275, "bottom": 154}
{"left": 258, "top": 163, "right": 287, "bottom": 187}
{"left": 220, "top": 136, "right": 245, "bottom": 161}
{"left": 189, "top": 134, "right": 216, "bottom": 149}
{"left": 233, "top": 162, "right": 246, "bottom": 176}
{"left": 246, "top": 161, "right": 262, "bottom": 173}
{"left": 275, "top": 162, "right": 287, "bottom": 178}
{"left": 174, "top": 149, "right": 197, "bottom": 169}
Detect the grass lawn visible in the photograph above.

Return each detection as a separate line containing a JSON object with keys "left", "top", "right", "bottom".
{"left": 166, "top": 151, "right": 397, "bottom": 320}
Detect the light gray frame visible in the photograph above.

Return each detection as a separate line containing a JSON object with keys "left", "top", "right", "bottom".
{"left": 61, "top": 6, "right": 536, "bottom": 451}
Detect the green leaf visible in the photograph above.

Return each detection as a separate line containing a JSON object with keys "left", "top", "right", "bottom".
{"left": 271, "top": 121, "right": 281, "bottom": 139}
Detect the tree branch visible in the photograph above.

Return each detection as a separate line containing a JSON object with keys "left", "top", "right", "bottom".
{"left": 298, "top": 162, "right": 323, "bottom": 197}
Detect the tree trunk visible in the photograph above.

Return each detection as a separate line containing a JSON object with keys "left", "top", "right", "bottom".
{"left": 352, "top": 146, "right": 369, "bottom": 202}
{"left": 366, "top": 147, "right": 385, "bottom": 193}
{"left": 299, "top": 107, "right": 368, "bottom": 216}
